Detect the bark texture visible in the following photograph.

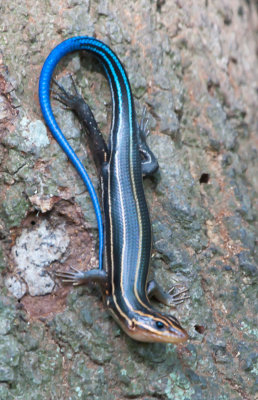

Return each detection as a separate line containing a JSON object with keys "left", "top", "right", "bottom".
{"left": 0, "top": 1, "right": 257, "bottom": 399}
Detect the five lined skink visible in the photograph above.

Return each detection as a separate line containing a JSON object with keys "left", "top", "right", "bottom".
{"left": 39, "top": 37, "right": 188, "bottom": 343}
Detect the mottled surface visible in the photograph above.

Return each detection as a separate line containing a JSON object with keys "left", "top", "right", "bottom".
{"left": 0, "top": 0, "right": 257, "bottom": 399}
{"left": 7, "top": 220, "right": 69, "bottom": 298}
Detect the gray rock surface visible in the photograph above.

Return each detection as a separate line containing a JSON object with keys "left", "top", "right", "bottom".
{"left": 0, "top": 1, "right": 257, "bottom": 399}
{"left": 8, "top": 220, "right": 69, "bottom": 297}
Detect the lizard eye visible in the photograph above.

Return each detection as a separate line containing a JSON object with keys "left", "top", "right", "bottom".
{"left": 156, "top": 321, "right": 164, "bottom": 329}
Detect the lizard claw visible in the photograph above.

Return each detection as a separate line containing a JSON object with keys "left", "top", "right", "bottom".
{"left": 167, "top": 286, "right": 190, "bottom": 306}
{"left": 51, "top": 76, "right": 83, "bottom": 109}
{"left": 140, "top": 106, "right": 150, "bottom": 138}
{"left": 55, "top": 267, "right": 86, "bottom": 286}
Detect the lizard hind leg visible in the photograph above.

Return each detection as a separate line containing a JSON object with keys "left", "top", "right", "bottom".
{"left": 52, "top": 75, "right": 109, "bottom": 171}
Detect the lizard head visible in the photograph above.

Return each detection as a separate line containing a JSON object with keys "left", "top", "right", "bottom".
{"left": 124, "top": 312, "right": 189, "bottom": 344}
{"left": 109, "top": 305, "right": 188, "bottom": 344}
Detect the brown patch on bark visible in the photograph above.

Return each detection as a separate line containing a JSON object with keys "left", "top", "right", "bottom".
{"left": 21, "top": 287, "right": 70, "bottom": 319}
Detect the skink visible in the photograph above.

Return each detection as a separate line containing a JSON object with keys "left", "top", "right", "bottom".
{"left": 39, "top": 36, "right": 188, "bottom": 343}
